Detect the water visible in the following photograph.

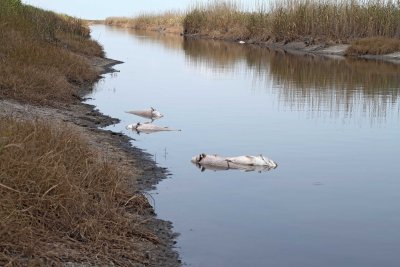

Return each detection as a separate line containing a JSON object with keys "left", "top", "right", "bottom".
{"left": 88, "top": 25, "right": 400, "bottom": 267}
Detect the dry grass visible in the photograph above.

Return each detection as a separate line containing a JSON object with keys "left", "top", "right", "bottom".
{"left": 0, "top": 1, "right": 161, "bottom": 265}
{"left": 183, "top": 0, "right": 400, "bottom": 46}
{"left": 183, "top": 1, "right": 259, "bottom": 39}
{"left": 105, "top": 0, "right": 400, "bottom": 52}
{"left": 0, "top": 117, "right": 157, "bottom": 266}
{"left": 346, "top": 37, "right": 400, "bottom": 55}
{"left": 0, "top": 0, "right": 104, "bottom": 106}
{"left": 269, "top": 0, "right": 400, "bottom": 42}
{"left": 106, "top": 11, "right": 185, "bottom": 33}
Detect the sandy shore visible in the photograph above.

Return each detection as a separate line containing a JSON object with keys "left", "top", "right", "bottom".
{"left": 0, "top": 57, "right": 181, "bottom": 266}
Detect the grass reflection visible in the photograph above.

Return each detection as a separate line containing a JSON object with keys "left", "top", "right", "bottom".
{"left": 127, "top": 29, "right": 400, "bottom": 124}
{"left": 182, "top": 38, "right": 400, "bottom": 123}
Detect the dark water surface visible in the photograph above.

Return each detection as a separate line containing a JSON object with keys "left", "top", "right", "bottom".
{"left": 88, "top": 25, "right": 400, "bottom": 267}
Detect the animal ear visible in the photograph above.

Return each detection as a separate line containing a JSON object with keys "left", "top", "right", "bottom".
{"left": 151, "top": 107, "right": 155, "bottom": 111}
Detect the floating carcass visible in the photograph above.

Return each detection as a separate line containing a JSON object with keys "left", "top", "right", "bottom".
{"left": 126, "top": 122, "right": 180, "bottom": 134}
{"left": 125, "top": 107, "right": 163, "bottom": 120}
{"left": 191, "top": 153, "right": 277, "bottom": 172}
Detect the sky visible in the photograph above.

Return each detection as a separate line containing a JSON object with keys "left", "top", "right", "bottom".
{"left": 22, "top": 0, "right": 256, "bottom": 20}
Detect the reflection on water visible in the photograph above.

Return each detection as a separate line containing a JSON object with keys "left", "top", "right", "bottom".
{"left": 126, "top": 122, "right": 181, "bottom": 134}
{"left": 121, "top": 29, "right": 400, "bottom": 125}
{"left": 128, "top": 29, "right": 184, "bottom": 52}
{"left": 89, "top": 25, "right": 400, "bottom": 267}
{"left": 182, "top": 38, "right": 400, "bottom": 124}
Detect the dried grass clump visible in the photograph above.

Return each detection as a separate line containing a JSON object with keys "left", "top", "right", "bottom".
{"left": 106, "top": 11, "right": 185, "bottom": 33}
{"left": 269, "top": 0, "right": 400, "bottom": 42}
{"left": 183, "top": 1, "right": 253, "bottom": 39}
{"left": 0, "top": 117, "right": 157, "bottom": 266}
{"left": 346, "top": 37, "right": 400, "bottom": 55}
{"left": 0, "top": 0, "right": 104, "bottom": 106}
{"left": 106, "top": 0, "right": 400, "bottom": 52}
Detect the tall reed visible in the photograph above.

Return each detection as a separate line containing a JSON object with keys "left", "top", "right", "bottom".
{"left": 106, "top": 10, "right": 185, "bottom": 32}
{"left": 183, "top": 1, "right": 263, "bottom": 39}
{"left": 269, "top": 0, "right": 400, "bottom": 41}
{"left": 183, "top": 0, "right": 400, "bottom": 42}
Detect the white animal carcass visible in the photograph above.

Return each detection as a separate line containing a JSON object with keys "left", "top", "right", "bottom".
{"left": 226, "top": 155, "right": 277, "bottom": 168}
{"left": 125, "top": 107, "right": 163, "bottom": 120}
{"left": 191, "top": 153, "right": 277, "bottom": 172}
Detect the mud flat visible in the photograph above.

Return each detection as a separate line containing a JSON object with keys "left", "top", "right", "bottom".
{"left": 0, "top": 57, "right": 181, "bottom": 266}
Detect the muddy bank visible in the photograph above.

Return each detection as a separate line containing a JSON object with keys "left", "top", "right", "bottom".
{"left": 0, "top": 57, "right": 180, "bottom": 266}
{"left": 92, "top": 19, "right": 400, "bottom": 64}
{"left": 96, "top": 21, "right": 400, "bottom": 64}
{"left": 182, "top": 33, "right": 400, "bottom": 64}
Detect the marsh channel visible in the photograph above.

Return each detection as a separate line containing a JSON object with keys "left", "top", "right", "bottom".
{"left": 87, "top": 25, "right": 400, "bottom": 267}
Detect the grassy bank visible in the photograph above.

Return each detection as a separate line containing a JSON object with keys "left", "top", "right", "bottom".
{"left": 0, "top": 0, "right": 169, "bottom": 265}
{"left": 0, "top": 118, "right": 155, "bottom": 266}
{"left": 0, "top": 0, "right": 103, "bottom": 105}
{"left": 184, "top": 0, "right": 400, "bottom": 54}
{"left": 107, "top": 0, "right": 400, "bottom": 56}
{"left": 105, "top": 11, "right": 184, "bottom": 33}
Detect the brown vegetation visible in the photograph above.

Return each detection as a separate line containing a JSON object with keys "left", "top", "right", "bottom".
{"left": 105, "top": 11, "right": 184, "bottom": 34}
{"left": 0, "top": 1, "right": 176, "bottom": 266}
{"left": 183, "top": 0, "right": 400, "bottom": 43}
{"left": 346, "top": 37, "right": 400, "bottom": 55}
{"left": 0, "top": 0, "right": 104, "bottom": 106}
{"left": 0, "top": 117, "right": 157, "bottom": 266}
{"left": 106, "top": 0, "right": 400, "bottom": 55}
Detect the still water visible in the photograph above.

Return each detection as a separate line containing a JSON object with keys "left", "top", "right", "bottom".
{"left": 88, "top": 25, "right": 400, "bottom": 267}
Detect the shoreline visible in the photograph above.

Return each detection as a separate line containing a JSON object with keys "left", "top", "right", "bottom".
{"left": 183, "top": 32, "right": 400, "bottom": 64}
{"left": 0, "top": 56, "right": 181, "bottom": 266}
{"left": 99, "top": 21, "right": 400, "bottom": 64}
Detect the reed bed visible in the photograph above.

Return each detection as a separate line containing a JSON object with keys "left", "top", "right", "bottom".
{"left": 269, "top": 0, "right": 400, "bottom": 41}
{"left": 0, "top": 0, "right": 104, "bottom": 105}
{"left": 0, "top": 117, "right": 157, "bottom": 265}
{"left": 106, "top": 11, "right": 185, "bottom": 33}
{"left": 183, "top": 1, "right": 264, "bottom": 39}
{"left": 107, "top": 0, "right": 400, "bottom": 54}
{"left": 184, "top": 0, "right": 400, "bottom": 42}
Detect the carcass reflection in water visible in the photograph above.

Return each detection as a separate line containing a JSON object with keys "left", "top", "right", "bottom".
{"left": 126, "top": 122, "right": 181, "bottom": 134}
